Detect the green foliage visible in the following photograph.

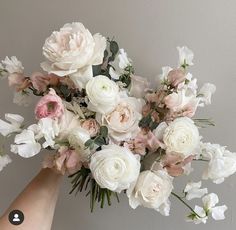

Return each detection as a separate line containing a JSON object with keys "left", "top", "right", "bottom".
{"left": 194, "top": 118, "right": 215, "bottom": 128}
{"left": 69, "top": 167, "right": 119, "bottom": 212}
{"left": 139, "top": 114, "right": 159, "bottom": 131}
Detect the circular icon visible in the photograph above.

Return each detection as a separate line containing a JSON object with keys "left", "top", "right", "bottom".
{"left": 8, "top": 210, "right": 24, "bottom": 225}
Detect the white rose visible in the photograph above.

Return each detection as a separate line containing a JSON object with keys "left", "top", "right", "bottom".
{"left": 127, "top": 170, "right": 173, "bottom": 215}
{"left": 41, "top": 22, "right": 106, "bottom": 88}
{"left": 177, "top": 46, "right": 194, "bottom": 67}
{"left": 86, "top": 75, "right": 120, "bottom": 114}
{"left": 163, "top": 117, "right": 199, "bottom": 157}
{"left": 68, "top": 127, "right": 91, "bottom": 162}
{"left": 97, "top": 95, "right": 144, "bottom": 141}
{"left": 90, "top": 145, "right": 140, "bottom": 192}
{"left": 200, "top": 142, "right": 236, "bottom": 184}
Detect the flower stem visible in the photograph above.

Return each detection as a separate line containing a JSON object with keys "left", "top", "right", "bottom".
{"left": 171, "top": 192, "right": 202, "bottom": 218}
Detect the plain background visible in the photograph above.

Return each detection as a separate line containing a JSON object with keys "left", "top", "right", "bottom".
{"left": 0, "top": 0, "right": 236, "bottom": 229}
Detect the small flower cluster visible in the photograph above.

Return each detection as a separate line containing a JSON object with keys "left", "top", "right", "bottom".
{"left": 0, "top": 22, "right": 235, "bottom": 223}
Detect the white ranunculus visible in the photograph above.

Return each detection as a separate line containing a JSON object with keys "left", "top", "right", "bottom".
{"left": 11, "top": 129, "right": 41, "bottom": 158}
{"left": 86, "top": 75, "right": 120, "bottom": 114}
{"left": 68, "top": 127, "right": 91, "bottom": 162}
{"left": 1, "top": 56, "right": 24, "bottom": 74}
{"left": 41, "top": 22, "right": 106, "bottom": 88}
{"left": 184, "top": 181, "right": 208, "bottom": 200}
{"left": 109, "top": 49, "right": 132, "bottom": 80}
{"left": 0, "top": 113, "right": 24, "bottom": 136}
{"left": 199, "top": 83, "right": 216, "bottom": 105}
{"left": 90, "top": 145, "right": 140, "bottom": 192}
{"left": 163, "top": 117, "right": 199, "bottom": 157}
{"left": 177, "top": 46, "right": 194, "bottom": 67}
{"left": 127, "top": 170, "right": 173, "bottom": 215}
{"left": 0, "top": 154, "right": 12, "bottom": 172}
{"left": 200, "top": 142, "right": 236, "bottom": 184}
{"left": 98, "top": 95, "right": 144, "bottom": 142}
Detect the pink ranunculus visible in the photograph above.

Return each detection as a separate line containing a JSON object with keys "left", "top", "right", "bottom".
{"left": 30, "top": 72, "right": 50, "bottom": 92}
{"left": 167, "top": 69, "right": 186, "bottom": 87}
{"left": 35, "top": 88, "right": 64, "bottom": 120}
{"left": 42, "top": 147, "right": 82, "bottom": 175}
{"left": 130, "top": 75, "right": 149, "bottom": 98}
{"left": 81, "top": 118, "right": 100, "bottom": 137}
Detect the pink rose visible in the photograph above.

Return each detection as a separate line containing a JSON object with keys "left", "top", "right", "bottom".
{"left": 167, "top": 69, "right": 186, "bottom": 87}
{"left": 81, "top": 118, "right": 100, "bottom": 137}
{"left": 42, "top": 147, "right": 82, "bottom": 175}
{"left": 35, "top": 88, "right": 64, "bottom": 119}
{"left": 130, "top": 75, "right": 149, "bottom": 98}
{"left": 30, "top": 72, "right": 50, "bottom": 92}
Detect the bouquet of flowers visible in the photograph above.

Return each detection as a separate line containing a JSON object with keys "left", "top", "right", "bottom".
{"left": 0, "top": 22, "right": 236, "bottom": 224}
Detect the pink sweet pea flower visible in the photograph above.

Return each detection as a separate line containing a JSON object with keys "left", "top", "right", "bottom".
{"left": 35, "top": 88, "right": 64, "bottom": 119}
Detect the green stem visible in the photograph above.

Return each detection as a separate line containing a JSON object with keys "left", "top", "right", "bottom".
{"left": 193, "top": 159, "right": 209, "bottom": 162}
{"left": 171, "top": 192, "right": 202, "bottom": 218}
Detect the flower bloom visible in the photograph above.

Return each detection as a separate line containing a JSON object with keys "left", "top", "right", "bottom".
{"left": 90, "top": 145, "right": 140, "bottom": 192}
{"left": 35, "top": 88, "right": 64, "bottom": 120}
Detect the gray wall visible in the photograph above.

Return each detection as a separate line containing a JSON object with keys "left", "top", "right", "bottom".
{"left": 0, "top": 0, "right": 236, "bottom": 229}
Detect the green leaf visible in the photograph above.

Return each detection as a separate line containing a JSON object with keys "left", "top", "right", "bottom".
{"left": 110, "top": 41, "right": 119, "bottom": 55}
{"left": 139, "top": 114, "right": 152, "bottom": 128}
{"left": 84, "top": 139, "right": 95, "bottom": 150}
{"left": 94, "top": 136, "right": 106, "bottom": 146}
{"left": 100, "top": 126, "right": 108, "bottom": 138}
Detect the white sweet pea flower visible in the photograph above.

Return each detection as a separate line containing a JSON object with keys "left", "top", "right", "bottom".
{"left": 201, "top": 142, "right": 236, "bottom": 184}
{"left": 187, "top": 206, "right": 208, "bottom": 224}
{"left": 90, "top": 145, "right": 140, "bottom": 193}
{"left": 199, "top": 83, "right": 216, "bottom": 105}
{"left": 41, "top": 22, "right": 106, "bottom": 88}
{"left": 184, "top": 181, "right": 208, "bottom": 200}
{"left": 202, "top": 193, "right": 227, "bottom": 221}
{"left": 163, "top": 117, "right": 200, "bottom": 158}
{"left": 159, "top": 66, "right": 173, "bottom": 82}
{"left": 0, "top": 154, "right": 12, "bottom": 172}
{"left": 177, "top": 46, "right": 194, "bottom": 67}
{"left": 68, "top": 127, "right": 91, "bottom": 162}
{"left": 0, "top": 113, "right": 24, "bottom": 136}
{"left": 127, "top": 170, "right": 173, "bottom": 215}
{"left": 86, "top": 75, "right": 120, "bottom": 114}
{"left": 1, "top": 56, "right": 24, "bottom": 74}
{"left": 38, "top": 118, "right": 60, "bottom": 148}
{"left": 11, "top": 129, "right": 41, "bottom": 158}
{"left": 109, "top": 49, "right": 132, "bottom": 80}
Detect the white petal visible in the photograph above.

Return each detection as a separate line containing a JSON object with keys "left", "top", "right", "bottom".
{"left": 202, "top": 193, "right": 219, "bottom": 209}
{"left": 11, "top": 143, "right": 41, "bottom": 158}
{"left": 90, "top": 33, "right": 107, "bottom": 65}
{"left": 5, "top": 113, "right": 24, "bottom": 125}
{"left": 0, "top": 119, "right": 19, "bottom": 136}
{"left": 211, "top": 205, "right": 227, "bottom": 220}
{"left": 69, "top": 66, "right": 93, "bottom": 89}
{"left": 184, "top": 181, "right": 208, "bottom": 200}
{"left": 157, "top": 199, "right": 171, "bottom": 216}
{"left": 0, "top": 155, "right": 12, "bottom": 171}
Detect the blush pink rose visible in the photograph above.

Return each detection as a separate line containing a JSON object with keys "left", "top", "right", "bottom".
{"left": 42, "top": 147, "right": 82, "bottom": 175}
{"left": 30, "top": 72, "right": 50, "bottom": 92}
{"left": 81, "top": 118, "right": 100, "bottom": 137}
{"left": 35, "top": 88, "right": 64, "bottom": 119}
{"left": 167, "top": 69, "right": 186, "bottom": 87}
